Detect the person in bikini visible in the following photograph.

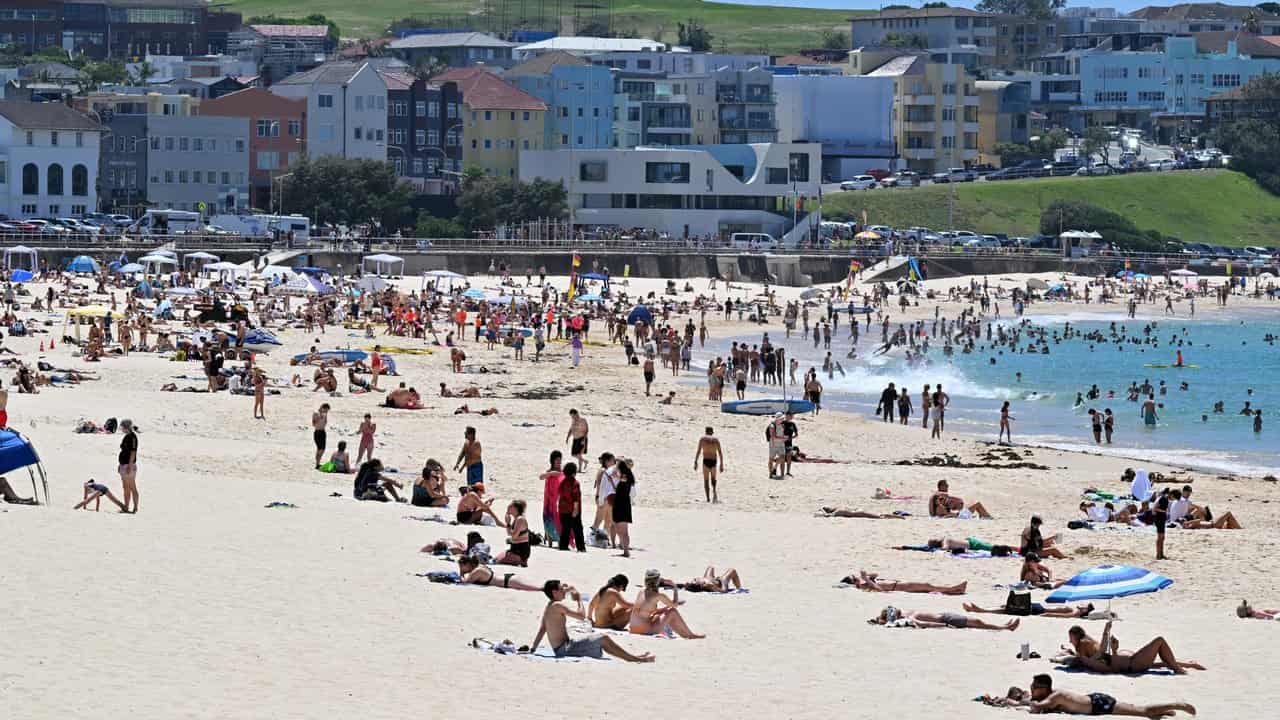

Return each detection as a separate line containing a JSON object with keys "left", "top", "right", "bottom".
{"left": 819, "top": 507, "right": 907, "bottom": 519}
{"left": 841, "top": 571, "right": 966, "bottom": 595}
{"left": 670, "top": 567, "right": 743, "bottom": 593}
{"left": 455, "top": 484, "right": 504, "bottom": 526}
{"left": 693, "top": 427, "right": 724, "bottom": 503}
{"left": 456, "top": 555, "right": 540, "bottom": 591}
{"left": 530, "top": 580, "right": 654, "bottom": 662}
{"left": 868, "top": 607, "right": 1019, "bottom": 631}
{"left": 1237, "top": 600, "right": 1278, "bottom": 620}
{"left": 1064, "top": 621, "right": 1206, "bottom": 674}
{"left": 1026, "top": 673, "right": 1196, "bottom": 717}
{"left": 629, "top": 569, "right": 705, "bottom": 639}
{"left": 588, "top": 574, "right": 634, "bottom": 629}
{"left": 964, "top": 600, "right": 1094, "bottom": 618}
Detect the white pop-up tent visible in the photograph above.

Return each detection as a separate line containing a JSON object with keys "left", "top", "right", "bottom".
{"left": 3, "top": 245, "right": 38, "bottom": 270}
{"left": 421, "top": 269, "right": 465, "bottom": 292}
{"left": 362, "top": 253, "right": 404, "bottom": 276}
{"left": 183, "top": 251, "right": 220, "bottom": 270}
{"left": 139, "top": 254, "right": 178, "bottom": 274}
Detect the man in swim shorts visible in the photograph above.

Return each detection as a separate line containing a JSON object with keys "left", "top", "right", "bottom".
{"left": 454, "top": 426, "right": 483, "bottom": 485}
{"left": 530, "top": 580, "right": 655, "bottom": 662}
{"left": 312, "top": 403, "right": 329, "bottom": 469}
{"left": 1027, "top": 673, "right": 1196, "bottom": 716}
{"left": 693, "top": 427, "right": 724, "bottom": 503}
{"left": 566, "top": 408, "right": 589, "bottom": 470}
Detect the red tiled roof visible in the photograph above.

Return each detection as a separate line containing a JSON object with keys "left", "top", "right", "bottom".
{"left": 379, "top": 70, "right": 414, "bottom": 91}
{"left": 435, "top": 66, "right": 546, "bottom": 111}
{"left": 250, "top": 24, "right": 329, "bottom": 38}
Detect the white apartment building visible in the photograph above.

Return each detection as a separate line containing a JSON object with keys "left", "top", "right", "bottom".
{"left": 0, "top": 100, "right": 102, "bottom": 219}
{"left": 270, "top": 61, "right": 387, "bottom": 161}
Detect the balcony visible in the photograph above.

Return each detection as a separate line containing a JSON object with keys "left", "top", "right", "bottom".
{"left": 1048, "top": 91, "right": 1080, "bottom": 103}
{"left": 720, "top": 118, "right": 777, "bottom": 130}
{"left": 717, "top": 92, "right": 777, "bottom": 104}
{"left": 626, "top": 92, "right": 687, "bottom": 103}
{"left": 964, "top": 95, "right": 981, "bottom": 106}
{"left": 903, "top": 120, "right": 936, "bottom": 132}
{"left": 903, "top": 147, "right": 936, "bottom": 160}
{"left": 902, "top": 94, "right": 935, "bottom": 105}
{"left": 963, "top": 121, "right": 980, "bottom": 133}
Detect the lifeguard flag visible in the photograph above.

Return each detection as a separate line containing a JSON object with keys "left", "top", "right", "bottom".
{"left": 572, "top": 253, "right": 582, "bottom": 268}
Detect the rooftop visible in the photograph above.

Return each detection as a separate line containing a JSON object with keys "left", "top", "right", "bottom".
{"left": 249, "top": 25, "right": 330, "bottom": 39}
{"left": 1193, "top": 30, "right": 1280, "bottom": 57}
{"left": 434, "top": 67, "right": 546, "bottom": 111}
{"left": 515, "top": 36, "right": 667, "bottom": 54}
{"left": 502, "top": 51, "right": 592, "bottom": 78}
{"left": 389, "top": 32, "right": 515, "bottom": 51}
{"left": 275, "top": 61, "right": 367, "bottom": 86}
{"left": 865, "top": 55, "right": 925, "bottom": 77}
{"left": 0, "top": 100, "right": 102, "bottom": 131}
{"left": 850, "top": 7, "right": 990, "bottom": 21}
{"left": 1129, "top": 3, "right": 1280, "bottom": 21}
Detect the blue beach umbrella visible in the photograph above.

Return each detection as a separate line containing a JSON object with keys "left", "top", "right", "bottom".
{"left": 576, "top": 292, "right": 603, "bottom": 302}
{"left": 1046, "top": 564, "right": 1172, "bottom": 604}
{"left": 462, "top": 288, "right": 486, "bottom": 299}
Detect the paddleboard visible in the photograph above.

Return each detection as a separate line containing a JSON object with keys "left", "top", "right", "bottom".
{"left": 721, "top": 399, "right": 815, "bottom": 415}
{"left": 1143, "top": 364, "right": 1199, "bottom": 369}
{"left": 365, "top": 346, "right": 434, "bottom": 355}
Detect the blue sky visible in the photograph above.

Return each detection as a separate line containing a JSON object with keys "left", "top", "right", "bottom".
{"left": 707, "top": 1, "right": 1165, "bottom": 15}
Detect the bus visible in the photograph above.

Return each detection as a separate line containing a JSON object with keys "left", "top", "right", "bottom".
{"left": 128, "top": 209, "right": 203, "bottom": 236}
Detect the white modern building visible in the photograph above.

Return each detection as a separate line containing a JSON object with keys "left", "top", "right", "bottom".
{"left": 270, "top": 61, "right": 387, "bottom": 161}
{"left": 514, "top": 36, "right": 668, "bottom": 59}
{"left": 587, "top": 50, "right": 770, "bottom": 74}
{"left": 0, "top": 100, "right": 102, "bottom": 219}
{"left": 775, "top": 75, "right": 897, "bottom": 179}
{"left": 519, "top": 142, "right": 821, "bottom": 239}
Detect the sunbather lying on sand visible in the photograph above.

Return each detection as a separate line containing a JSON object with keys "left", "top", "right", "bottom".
{"left": 665, "top": 567, "right": 742, "bottom": 593}
{"left": 868, "top": 607, "right": 1018, "bottom": 631}
{"left": 0, "top": 475, "right": 37, "bottom": 505}
{"left": 841, "top": 571, "right": 966, "bottom": 594}
{"left": 454, "top": 404, "right": 499, "bottom": 415}
{"left": 1237, "top": 600, "right": 1278, "bottom": 620}
{"left": 819, "top": 506, "right": 907, "bottom": 519}
{"left": 421, "top": 538, "right": 465, "bottom": 555}
{"left": 1026, "top": 673, "right": 1196, "bottom": 717}
{"left": 457, "top": 555, "right": 541, "bottom": 591}
{"left": 440, "top": 383, "right": 481, "bottom": 398}
{"left": 963, "top": 601, "right": 1093, "bottom": 618}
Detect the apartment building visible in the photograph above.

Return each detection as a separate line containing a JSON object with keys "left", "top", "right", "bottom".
{"left": 379, "top": 71, "right": 463, "bottom": 193}
{"left": 145, "top": 114, "right": 250, "bottom": 213}
{"left": 612, "top": 72, "right": 718, "bottom": 148}
{"left": 774, "top": 74, "right": 897, "bottom": 179}
{"left": 202, "top": 87, "right": 307, "bottom": 208}
{"left": 503, "top": 51, "right": 614, "bottom": 150}
{"left": 388, "top": 32, "right": 516, "bottom": 69}
{"left": 851, "top": 49, "right": 979, "bottom": 173}
{"left": 228, "top": 24, "right": 333, "bottom": 85}
{"left": 0, "top": 100, "right": 102, "bottom": 218}
{"left": 270, "top": 61, "right": 387, "bottom": 161}
{"left": 975, "top": 80, "right": 1031, "bottom": 166}
{"left": 435, "top": 66, "right": 546, "bottom": 179}
{"left": 714, "top": 68, "right": 778, "bottom": 144}
{"left": 519, "top": 142, "right": 820, "bottom": 239}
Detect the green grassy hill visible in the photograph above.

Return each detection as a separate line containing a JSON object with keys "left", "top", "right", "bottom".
{"left": 821, "top": 170, "right": 1280, "bottom": 247}
{"left": 227, "top": 0, "right": 856, "bottom": 53}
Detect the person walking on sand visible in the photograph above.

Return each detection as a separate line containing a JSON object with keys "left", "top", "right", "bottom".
{"left": 999, "top": 401, "right": 1014, "bottom": 444}
{"left": 612, "top": 459, "right": 636, "bottom": 557}
{"left": 530, "top": 580, "right": 654, "bottom": 662}
{"left": 118, "top": 419, "right": 139, "bottom": 513}
{"left": 454, "top": 426, "right": 484, "bottom": 486}
{"left": 931, "top": 384, "right": 950, "bottom": 439}
{"left": 694, "top": 427, "right": 725, "bottom": 502}
{"left": 566, "top": 408, "right": 589, "bottom": 470}
{"left": 0, "top": 386, "right": 9, "bottom": 429}
{"left": 356, "top": 413, "right": 376, "bottom": 464}
{"left": 312, "top": 403, "right": 330, "bottom": 469}
{"left": 642, "top": 353, "right": 655, "bottom": 396}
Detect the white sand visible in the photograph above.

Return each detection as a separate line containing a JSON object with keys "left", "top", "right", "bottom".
{"left": 2, "top": 271, "right": 1277, "bottom": 719}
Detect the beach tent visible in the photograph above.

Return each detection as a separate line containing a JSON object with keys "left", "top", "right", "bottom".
{"left": 259, "top": 265, "right": 297, "bottom": 281}
{"left": 203, "top": 261, "right": 249, "bottom": 278}
{"left": 1169, "top": 269, "right": 1198, "bottom": 277}
{"left": 164, "top": 287, "right": 198, "bottom": 296}
{"left": 422, "top": 269, "right": 465, "bottom": 292}
{"left": 140, "top": 254, "right": 177, "bottom": 274}
{"left": 3, "top": 245, "right": 38, "bottom": 270}
{"left": 626, "top": 305, "right": 653, "bottom": 326}
{"left": 150, "top": 248, "right": 178, "bottom": 258}
{"left": 66, "top": 255, "right": 100, "bottom": 273}
{"left": 574, "top": 272, "right": 611, "bottom": 297}
{"left": 10, "top": 269, "right": 33, "bottom": 283}
{"left": 488, "top": 295, "right": 529, "bottom": 305}
{"left": 362, "top": 253, "right": 404, "bottom": 276}
{"left": 183, "top": 251, "right": 219, "bottom": 270}
{"left": 0, "top": 429, "right": 48, "bottom": 505}
{"left": 283, "top": 274, "right": 333, "bottom": 295}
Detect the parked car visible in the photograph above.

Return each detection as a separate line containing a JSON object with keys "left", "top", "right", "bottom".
{"left": 946, "top": 167, "right": 977, "bottom": 182}
{"left": 865, "top": 168, "right": 892, "bottom": 181}
{"left": 840, "top": 175, "right": 879, "bottom": 191}
{"left": 880, "top": 171, "right": 918, "bottom": 188}
{"left": 1244, "top": 246, "right": 1273, "bottom": 260}
{"left": 1150, "top": 158, "right": 1177, "bottom": 172}
{"left": 730, "top": 232, "right": 779, "bottom": 251}
{"left": 1074, "top": 163, "right": 1113, "bottom": 176}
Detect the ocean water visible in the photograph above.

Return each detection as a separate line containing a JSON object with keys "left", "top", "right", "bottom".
{"left": 703, "top": 309, "right": 1280, "bottom": 475}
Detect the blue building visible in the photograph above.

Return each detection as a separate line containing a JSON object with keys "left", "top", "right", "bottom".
{"left": 503, "top": 51, "right": 613, "bottom": 149}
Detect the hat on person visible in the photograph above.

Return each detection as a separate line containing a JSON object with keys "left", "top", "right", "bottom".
{"left": 644, "top": 568, "right": 661, "bottom": 581}
{"left": 772, "top": 412, "right": 784, "bottom": 419}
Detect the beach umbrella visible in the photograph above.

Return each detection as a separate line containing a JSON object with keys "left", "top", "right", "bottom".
{"left": 462, "top": 288, "right": 486, "bottom": 299}
{"left": 66, "top": 255, "right": 100, "bottom": 273}
{"left": 1170, "top": 269, "right": 1198, "bottom": 277}
{"left": 10, "top": 269, "right": 33, "bottom": 282}
{"left": 626, "top": 305, "right": 653, "bottom": 325}
{"left": 1046, "top": 564, "right": 1172, "bottom": 604}
{"left": 117, "top": 263, "right": 145, "bottom": 274}
{"left": 139, "top": 254, "right": 177, "bottom": 264}
{"left": 576, "top": 293, "right": 603, "bottom": 302}
{"left": 1026, "top": 278, "right": 1049, "bottom": 291}
{"left": 855, "top": 230, "right": 881, "bottom": 240}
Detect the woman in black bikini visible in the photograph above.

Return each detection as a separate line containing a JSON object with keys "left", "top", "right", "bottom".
{"left": 455, "top": 485, "right": 504, "bottom": 526}
{"left": 612, "top": 460, "right": 635, "bottom": 557}
{"left": 840, "top": 570, "right": 967, "bottom": 595}
{"left": 457, "top": 555, "right": 540, "bottom": 591}
{"left": 497, "top": 500, "right": 531, "bottom": 566}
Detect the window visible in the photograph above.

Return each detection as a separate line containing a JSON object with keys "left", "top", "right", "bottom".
{"left": 580, "top": 161, "right": 607, "bottom": 182}
{"left": 209, "top": 138, "right": 218, "bottom": 152}
{"left": 164, "top": 171, "right": 174, "bottom": 183}
{"left": 51, "top": 131, "right": 58, "bottom": 146}
{"left": 1093, "top": 90, "right": 1127, "bottom": 103}
{"left": 941, "top": 107, "right": 956, "bottom": 121}
{"left": 47, "top": 204, "right": 59, "bottom": 215}
{"left": 415, "top": 129, "right": 426, "bottom": 146}
{"left": 484, "top": 139, "right": 491, "bottom": 149}
{"left": 151, "top": 136, "right": 160, "bottom": 150}
{"left": 941, "top": 135, "right": 955, "bottom": 149}
{"left": 1191, "top": 73, "right": 1205, "bottom": 84}
{"left": 165, "top": 137, "right": 174, "bottom": 151}
{"left": 235, "top": 139, "right": 245, "bottom": 152}
{"left": 47, "top": 164, "right": 63, "bottom": 195}
{"left": 428, "top": 130, "right": 439, "bottom": 146}
{"left": 71, "top": 204, "right": 85, "bottom": 215}
{"left": 25, "top": 131, "right": 32, "bottom": 146}
{"left": 72, "top": 165, "right": 88, "bottom": 196}
{"left": 375, "top": 129, "right": 383, "bottom": 141}
{"left": 484, "top": 110, "right": 492, "bottom": 121}
{"left": 1138, "top": 67, "right": 1153, "bottom": 79}
{"left": 559, "top": 106, "right": 568, "bottom": 118}
{"left": 941, "top": 83, "right": 957, "bottom": 96}
{"left": 257, "top": 119, "right": 280, "bottom": 137}
{"left": 193, "top": 138, "right": 203, "bottom": 151}
{"left": 522, "top": 140, "right": 530, "bottom": 149}
{"left": 1137, "top": 91, "right": 1165, "bottom": 103}
{"left": 20, "top": 204, "right": 36, "bottom": 214}
{"left": 766, "top": 167, "right": 789, "bottom": 184}
{"left": 523, "top": 111, "right": 530, "bottom": 121}
{"left": 392, "top": 157, "right": 403, "bottom": 174}
{"left": 1096, "top": 67, "right": 1128, "bottom": 79}
{"left": 288, "top": 120, "right": 300, "bottom": 136}
{"left": 1212, "top": 73, "right": 1241, "bottom": 88}
{"left": 645, "top": 162, "right": 690, "bottom": 183}
{"left": 179, "top": 171, "right": 188, "bottom": 184}
{"left": 21, "top": 163, "right": 37, "bottom": 195}
{"left": 191, "top": 171, "right": 201, "bottom": 183}
{"left": 415, "top": 101, "right": 426, "bottom": 117}
{"left": 577, "top": 107, "right": 583, "bottom": 117}
{"left": 447, "top": 130, "right": 458, "bottom": 147}
{"left": 447, "top": 103, "right": 458, "bottom": 118}
{"left": 593, "top": 107, "right": 600, "bottom": 117}
{"left": 560, "top": 134, "right": 568, "bottom": 145}
{"left": 221, "top": 172, "right": 230, "bottom": 185}
{"left": 788, "top": 153, "right": 810, "bottom": 182}
{"left": 179, "top": 137, "right": 189, "bottom": 151}
{"left": 355, "top": 127, "right": 362, "bottom": 140}
{"left": 355, "top": 95, "right": 364, "bottom": 111}
{"left": 257, "top": 151, "right": 280, "bottom": 170}
{"left": 76, "top": 132, "right": 84, "bottom": 147}
{"left": 319, "top": 94, "right": 334, "bottom": 108}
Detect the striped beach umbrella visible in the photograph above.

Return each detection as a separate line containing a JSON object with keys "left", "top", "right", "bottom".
{"left": 1046, "top": 564, "right": 1172, "bottom": 604}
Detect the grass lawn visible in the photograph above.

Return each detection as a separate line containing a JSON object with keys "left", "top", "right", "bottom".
{"left": 226, "top": 0, "right": 858, "bottom": 53}
{"left": 820, "top": 170, "right": 1280, "bottom": 247}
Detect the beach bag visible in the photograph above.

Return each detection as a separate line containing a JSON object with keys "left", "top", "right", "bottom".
{"left": 1005, "top": 591, "right": 1033, "bottom": 616}
{"left": 529, "top": 531, "right": 544, "bottom": 547}
{"left": 103, "top": 417, "right": 118, "bottom": 433}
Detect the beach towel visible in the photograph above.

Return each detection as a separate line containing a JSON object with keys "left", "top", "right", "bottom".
{"left": 417, "top": 570, "right": 461, "bottom": 584}
{"left": 470, "top": 638, "right": 608, "bottom": 662}
{"left": 264, "top": 501, "right": 297, "bottom": 509}
{"left": 403, "top": 514, "right": 449, "bottom": 524}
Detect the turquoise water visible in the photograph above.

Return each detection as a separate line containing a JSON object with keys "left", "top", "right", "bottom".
{"left": 707, "top": 309, "right": 1280, "bottom": 474}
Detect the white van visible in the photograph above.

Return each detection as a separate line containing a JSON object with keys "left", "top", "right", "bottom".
{"left": 128, "top": 209, "right": 202, "bottom": 236}
{"left": 210, "top": 213, "right": 311, "bottom": 242}
{"left": 730, "top": 232, "right": 778, "bottom": 251}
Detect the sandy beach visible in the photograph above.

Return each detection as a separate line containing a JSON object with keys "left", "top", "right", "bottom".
{"left": 2, "top": 268, "right": 1278, "bottom": 719}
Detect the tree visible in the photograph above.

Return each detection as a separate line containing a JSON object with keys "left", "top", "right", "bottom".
{"left": 281, "top": 157, "right": 415, "bottom": 230}
{"left": 677, "top": 18, "right": 713, "bottom": 52}
{"left": 1215, "top": 118, "right": 1280, "bottom": 194}
{"left": 882, "top": 32, "right": 929, "bottom": 50}
{"left": 1039, "top": 200, "right": 1165, "bottom": 251}
{"left": 975, "top": 0, "right": 1065, "bottom": 19}
{"left": 994, "top": 142, "right": 1033, "bottom": 166}
{"left": 1245, "top": 9, "right": 1262, "bottom": 33}
{"left": 1258, "top": 2, "right": 1280, "bottom": 15}
{"left": 821, "top": 31, "right": 849, "bottom": 50}
{"left": 1081, "top": 126, "right": 1111, "bottom": 165}
{"left": 79, "top": 61, "right": 128, "bottom": 92}
{"left": 128, "top": 60, "right": 155, "bottom": 86}
{"left": 922, "top": 1, "right": 950, "bottom": 7}
{"left": 416, "top": 212, "right": 466, "bottom": 238}
{"left": 456, "top": 173, "right": 567, "bottom": 232}
{"left": 410, "top": 56, "right": 446, "bottom": 84}
{"left": 1028, "top": 128, "right": 1069, "bottom": 157}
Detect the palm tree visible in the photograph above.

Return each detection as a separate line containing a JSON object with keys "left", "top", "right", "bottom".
{"left": 128, "top": 60, "right": 154, "bottom": 86}
{"left": 410, "top": 56, "right": 446, "bottom": 84}
{"left": 1245, "top": 9, "right": 1261, "bottom": 34}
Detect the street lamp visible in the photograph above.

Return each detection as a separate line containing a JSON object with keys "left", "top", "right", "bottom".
{"left": 271, "top": 172, "right": 293, "bottom": 215}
